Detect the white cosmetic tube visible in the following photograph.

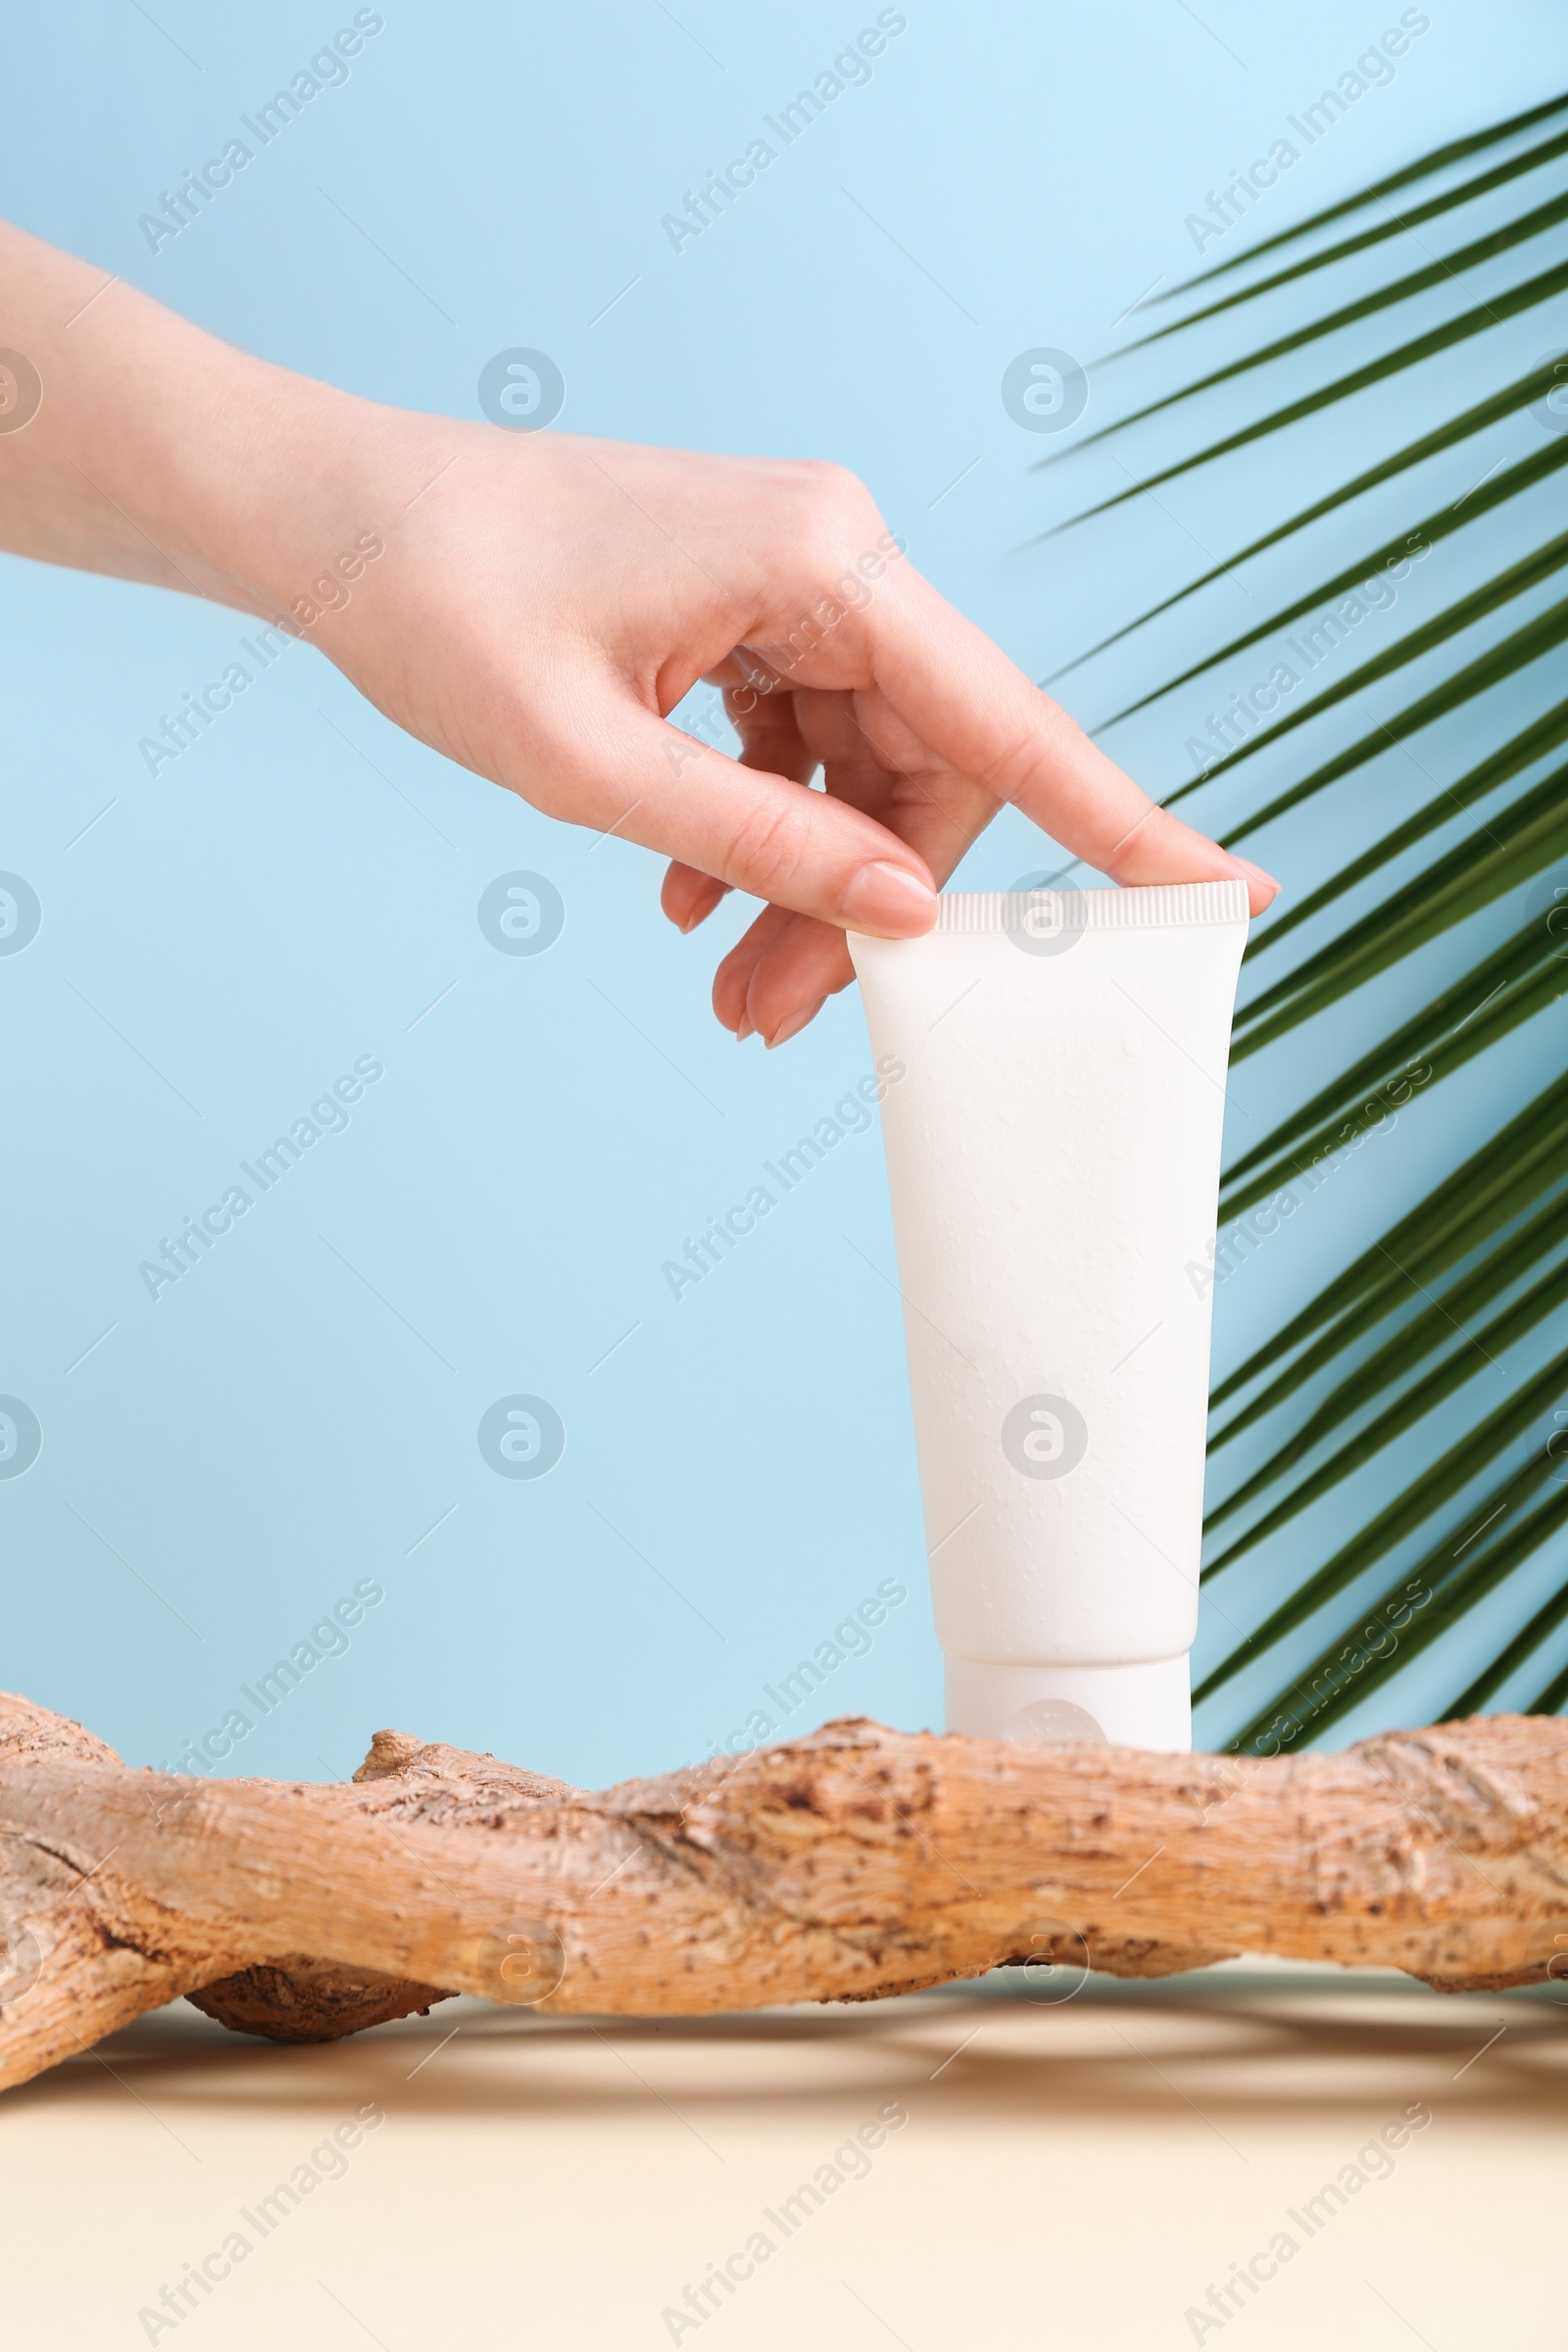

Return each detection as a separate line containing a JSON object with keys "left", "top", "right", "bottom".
{"left": 850, "top": 880, "right": 1250, "bottom": 1751}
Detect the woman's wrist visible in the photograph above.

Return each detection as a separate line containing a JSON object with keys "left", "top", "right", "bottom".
{"left": 191, "top": 366, "right": 387, "bottom": 627}
{"left": 0, "top": 219, "right": 387, "bottom": 626}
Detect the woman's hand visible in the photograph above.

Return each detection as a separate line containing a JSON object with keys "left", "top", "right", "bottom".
{"left": 0, "top": 220, "right": 1277, "bottom": 1047}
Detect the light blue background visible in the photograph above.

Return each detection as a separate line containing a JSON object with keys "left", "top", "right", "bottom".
{"left": 2, "top": 0, "right": 1565, "bottom": 1787}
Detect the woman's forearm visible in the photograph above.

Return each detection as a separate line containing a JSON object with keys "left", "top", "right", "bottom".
{"left": 0, "top": 218, "right": 360, "bottom": 618}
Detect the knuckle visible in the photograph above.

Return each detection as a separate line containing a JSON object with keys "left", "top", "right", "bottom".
{"left": 793, "top": 456, "right": 862, "bottom": 498}
{"left": 782, "top": 458, "right": 873, "bottom": 545}
{"left": 979, "top": 699, "right": 1071, "bottom": 804}
{"left": 980, "top": 733, "right": 1048, "bottom": 808}
{"left": 722, "top": 793, "right": 815, "bottom": 899}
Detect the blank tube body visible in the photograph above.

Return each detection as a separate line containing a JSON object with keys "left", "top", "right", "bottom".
{"left": 851, "top": 882, "right": 1250, "bottom": 1751}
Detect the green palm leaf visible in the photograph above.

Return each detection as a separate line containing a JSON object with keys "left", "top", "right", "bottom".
{"left": 1036, "top": 367, "right": 1563, "bottom": 660}
{"left": 1224, "top": 1478, "right": 1568, "bottom": 1752}
{"left": 1161, "top": 87, "right": 1568, "bottom": 293}
{"left": 1210, "top": 1075, "right": 1568, "bottom": 1412}
{"left": 1522, "top": 1648, "right": 1568, "bottom": 1715}
{"left": 1211, "top": 1188, "right": 1568, "bottom": 1473}
{"left": 1028, "top": 88, "right": 1568, "bottom": 1746}
{"left": 1202, "top": 1283, "right": 1568, "bottom": 1571}
{"left": 1446, "top": 1552, "right": 1568, "bottom": 1717}
{"left": 1245, "top": 697, "right": 1568, "bottom": 960}
{"left": 1039, "top": 285, "right": 1568, "bottom": 527}
{"left": 1176, "top": 562, "right": 1568, "bottom": 814}
{"left": 1219, "top": 916, "right": 1560, "bottom": 1222}
{"left": 1231, "top": 765, "right": 1568, "bottom": 1048}
{"left": 1097, "top": 440, "right": 1568, "bottom": 730}
{"left": 1123, "top": 120, "right": 1568, "bottom": 342}
{"left": 1195, "top": 1436, "right": 1563, "bottom": 1705}
{"left": 1203, "top": 594, "right": 1568, "bottom": 837}
{"left": 1101, "top": 183, "right": 1568, "bottom": 421}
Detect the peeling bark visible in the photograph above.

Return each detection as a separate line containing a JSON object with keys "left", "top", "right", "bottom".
{"left": 3, "top": 1690, "right": 1567, "bottom": 2092}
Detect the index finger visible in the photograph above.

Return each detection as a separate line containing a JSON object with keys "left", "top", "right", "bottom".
{"left": 864, "top": 564, "right": 1278, "bottom": 912}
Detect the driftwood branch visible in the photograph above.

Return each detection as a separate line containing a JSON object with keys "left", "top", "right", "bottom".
{"left": 3, "top": 1690, "right": 1568, "bottom": 2092}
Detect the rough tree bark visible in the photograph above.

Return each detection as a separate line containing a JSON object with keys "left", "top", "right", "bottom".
{"left": 3, "top": 1690, "right": 1567, "bottom": 2093}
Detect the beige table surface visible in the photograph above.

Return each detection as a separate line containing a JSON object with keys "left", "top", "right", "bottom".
{"left": 2, "top": 1961, "right": 1562, "bottom": 2349}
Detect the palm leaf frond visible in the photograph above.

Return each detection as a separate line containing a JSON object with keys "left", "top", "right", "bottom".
{"left": 1043, "top": 291, "right": 1568, "bottom": 523}
{"left": 1160, "top": 87, "right": 1568, "bottom": 294}
{"left": 1210, "top": 1075, "right": 1568, "bottom": 1411}
{"left": 1129, "top": 119, "right": 1568, "bottom": 337}
{"left": 1029, "top": 92, "right": 1568, "bottom": 1748}
{"left": 1098, "top": 440, "right": 1568, "bottom": 728}
{"left": 1245, "top": 697, "right": 1568, "bottom": 957}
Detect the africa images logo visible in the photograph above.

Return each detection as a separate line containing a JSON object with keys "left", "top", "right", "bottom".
{"left": 478, "top": 1396, "right": 565, "bottom": 1480}
{"left": 477, "top": 872, "right": 565, "bottom": 954}
{"left": 1002, "top": 1395, "right": 1088, "bottom": 1480}
{"left": 0, "top": 1398, "right": 43, "bottom": 1482}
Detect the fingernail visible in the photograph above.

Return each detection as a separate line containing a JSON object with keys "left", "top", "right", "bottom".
{"left": 765, "top": 1001, "right": 823, "bottom": 1050}
{"left": 681, "top": 883, "right": 728, "bottom": 932}
{"left": 840, "top": 860, "right": 938, "bottom": 937}
{"left": 735, "top": 1014, "right": 755, "bottom": 1041}
{"left": 1234, "top": 857, "right": 1281, "bottom": 893}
